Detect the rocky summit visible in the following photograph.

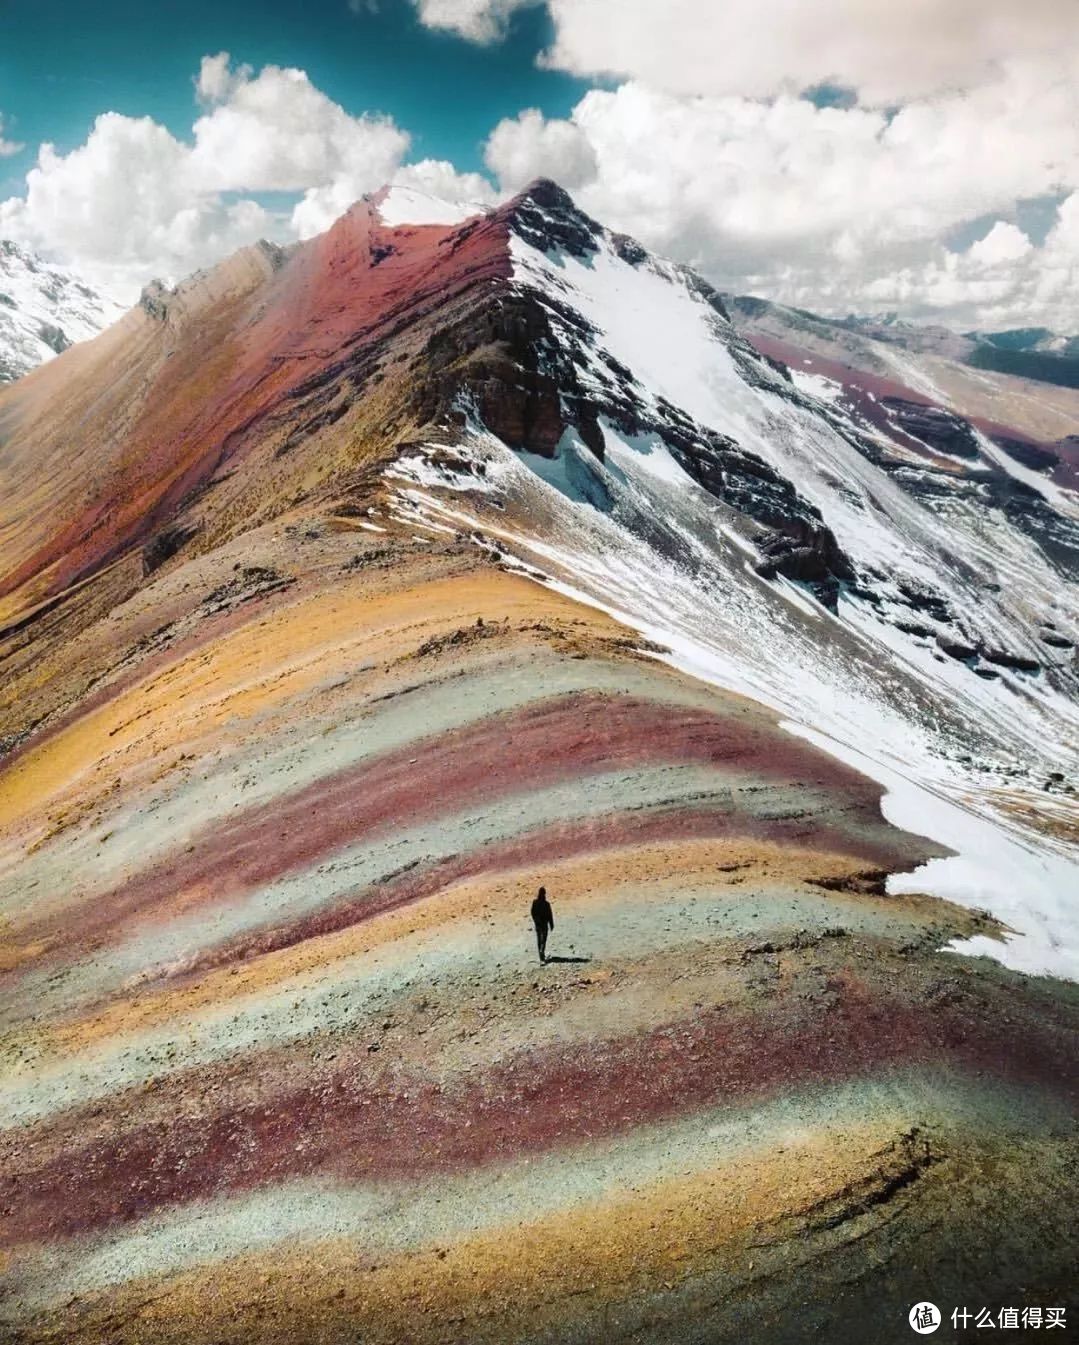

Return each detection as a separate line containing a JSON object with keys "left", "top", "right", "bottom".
{"left": 0, "top": 182, "right": 1076, "bottom": 1345}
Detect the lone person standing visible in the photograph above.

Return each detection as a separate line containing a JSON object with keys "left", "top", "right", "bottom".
{"left": 530, "top": 886, "right": 554, "bottom": 963}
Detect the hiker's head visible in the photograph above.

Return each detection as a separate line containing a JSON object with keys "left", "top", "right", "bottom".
{"left": 538, "top": 886, "right": 546, "bottom": 899}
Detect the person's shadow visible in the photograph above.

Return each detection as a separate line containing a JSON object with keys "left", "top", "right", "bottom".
{"left": 544, "top": 955, "right": 592, "bottom": 964}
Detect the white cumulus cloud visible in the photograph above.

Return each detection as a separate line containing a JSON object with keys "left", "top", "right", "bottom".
{"left": 0, "top": 54, "right": 480, "bottom": 300}
{"left": 482, "top": 55, "right": 1079, "bottom": 326}
{"left": 6, "top": 14, "right": 1079, "bottom": 329}
{"left": 419, "top": 0, "right": 1079, "bottom": 106}
{"left": 411, "top": 0, "right": 533, "bottom": 43}
{"left": 391, "top": 157, "right": 498, "bottom": 205}
{"left": 194, "top": 51, "right": 253, "bottom": 104}
{"left": 966, "top": 222, "right": 1035, "bottom": 270}
{"left": 485, "top": 107, "right": 597, "bottom": 192}
{"left": 189, "top": 55, "right": 407, "bottom": 194}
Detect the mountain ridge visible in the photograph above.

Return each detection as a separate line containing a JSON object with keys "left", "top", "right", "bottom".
{"left": 2, "top": 179, "right": 1076, "bottom": 874}
{"left": 0, "top": 178, "right": 1076, "bottom": 1345}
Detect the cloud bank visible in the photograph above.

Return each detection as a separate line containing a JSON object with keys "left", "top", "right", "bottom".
{"left": 483, "top": 56, "right": 1079, "bottom": 327}
{"left": 4, "top": 7, "right": 1079, "bottom": 329}
{"left": 416, "top": 0, "right": 1079, "bottom": 103}
{"left": 407, "top": 0, "right": 1079, "bottom": 327}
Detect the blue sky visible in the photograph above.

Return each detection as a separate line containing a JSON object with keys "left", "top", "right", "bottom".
{"left": 0, "top": 0, "right": 587, "bottom": 193}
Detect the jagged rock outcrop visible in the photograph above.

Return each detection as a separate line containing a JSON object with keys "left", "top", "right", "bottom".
{"left": 880, "top": 396, "right": 981, "bottom": 458}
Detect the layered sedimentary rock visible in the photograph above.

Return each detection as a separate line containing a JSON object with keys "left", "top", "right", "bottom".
{"left": 2, "top": 533, "right": 1076, "bottom": 1345}
{"left": 0, "top": 183, "right": 1077, "bottom": 1344}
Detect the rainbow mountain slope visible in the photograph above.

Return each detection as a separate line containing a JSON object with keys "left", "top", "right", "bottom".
{"left": 0, "top": 183, "right": 1076, "bottom": 1345}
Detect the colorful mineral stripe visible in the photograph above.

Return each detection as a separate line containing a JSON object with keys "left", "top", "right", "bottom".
{"left": 1, "top": 536, "right": 1076, "bottom": 1344}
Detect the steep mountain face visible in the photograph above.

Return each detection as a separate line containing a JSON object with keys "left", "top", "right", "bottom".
{"left": 0, "top": 183, "right": 1076, "bottom": 1345}
{"left": 383, "top": 185, "right": 1079, "bottom": 960}
{"left": 0, "top": 241, "right": 125, "bottom": 383}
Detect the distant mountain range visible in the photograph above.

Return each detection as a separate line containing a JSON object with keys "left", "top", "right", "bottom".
{"left": 0, "top": 240, "right": 125, "bottom": 383}
{"left": 729, "top": 297, "right": 1079, "bottom": 391}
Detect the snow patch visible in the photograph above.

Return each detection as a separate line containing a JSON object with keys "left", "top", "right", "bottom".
{"left": 789, "top": 368, "right": 844, "bottom": 403}
{"left": 785, "top": 724, "right": 1079, "bottom": 979}
{"left": 375, "top": 185, "right": 489, "bottom": 228}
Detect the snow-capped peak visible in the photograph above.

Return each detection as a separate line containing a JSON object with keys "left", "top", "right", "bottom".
{"left": 0, "top": 241, "right": 126, "bottom": 383}
{"left": 382, "top": 182, "right": 1079, "bottom": 978}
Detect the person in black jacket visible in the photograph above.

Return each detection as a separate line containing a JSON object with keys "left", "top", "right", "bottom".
{"left": 530, "top": 886, "right": 554, "bottom": 963}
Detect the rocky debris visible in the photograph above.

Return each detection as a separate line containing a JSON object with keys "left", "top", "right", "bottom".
{"left": 139, "top": 280, "right": 171, "bottom": 323}
{"left": 413, "top": 618, "right": 503, "bottom": 659}
{"left": 993, "top": 437, "right": 1060, "bottom": 473}
{"left": 809, "top": 870, "right": 890, "bottom": 896}
{"left": 505, "top": 179, "right": 601, "bottom": 259}
{"left": 740, "top": 927, "right": 849, "bottom": 960}
{"left": 797, "top": 1127, "right": 936, "bottom": 1235}
{"left": 141, "top": 524, "right": 200, "bottom": 576}
{"left": 930, "top": 634, "right": 1042, "bottom": 676}
{"left": 981, "top": 648, "right": 1042, "bottom": 674}
{"left": 936, "top": 636, "right": 978, "bottom": 662}
{"left": 753, "top": 528, "right": 853, "bottom": 608}
{"left": 601, "top": 634, "right": 669, "bottom": 658}
{"left": 893, "top": 578, "right": 954, "bottom": 625}
{"left": 341, "top": 546, "right": 397, "bottom": 572}
{"left": 610, "top": 233, "right": 648, "bottom": 266}
{"left": 36, "top": 322, "right": 71, "bottom": 356}
{"left": 201, "top": 565, "right": 294, "bottom": 615}
{"left": 880, "top": 397, "right": 981, "bottom": 458}
{"left": 414, "top": 287, "right": 604, "bottom": 460}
